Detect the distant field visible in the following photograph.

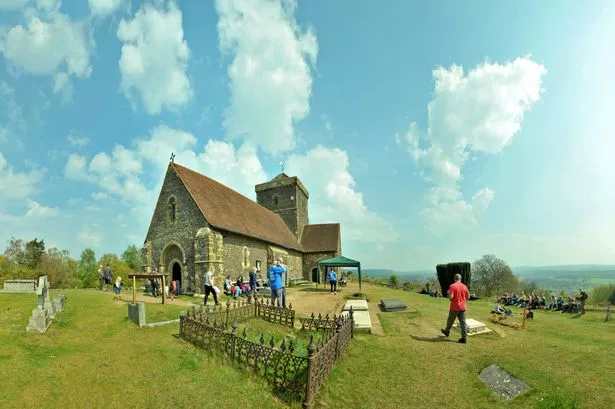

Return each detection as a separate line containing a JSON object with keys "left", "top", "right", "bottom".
{"left": 0, "top": 285, "right": 613, "bottom": 408}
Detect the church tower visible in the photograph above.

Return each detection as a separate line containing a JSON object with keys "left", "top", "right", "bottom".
{"left": 255, "top": 172, "right": 309, "bottom": 239}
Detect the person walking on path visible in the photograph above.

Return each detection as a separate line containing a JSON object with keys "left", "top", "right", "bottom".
{"left": 441, "top": 274, "right": 470, "bottom": 344}
{"left": 268, "top": 259, "right": 287, "bottom": 308}
{"left": 328, "top": 268, "right": 337, "bottom": 294}
{"left": 203, "top": 270, "right": 219, "bottom": 306}
{"left": 98, "top": 265, "right": 104, "bottom": 290}
{"left": 103, "top": 264, "right": 113, "bottom": 291}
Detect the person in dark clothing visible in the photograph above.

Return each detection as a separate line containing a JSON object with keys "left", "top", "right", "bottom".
{"left": 203, "top": 270, "right": 219, "bottom": 306}
{"left": 248, "top": 267, "right": 257, "bottom": 301}
{"left": 103, "top": 264, "right": 113, "bottom": 291}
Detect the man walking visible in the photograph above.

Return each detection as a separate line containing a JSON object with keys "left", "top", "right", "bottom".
{"left": 248, "top": 267, "right": 257, "bottom": 302}
{"left": 203, "top": 270, "right": 219, "bottom": 306}
{"left": 441, "top": 274, "right": 470, "bottom": 344}
{"left": 578, "top": 288, "right": 588, "bottom": 315}
{"left": 98, "top": 265, "right": 104, "bottom": 290}
{"left": 103, "top": 264, "right": 113, "bottom": 291}
{"left": 268, "top": 258, "right": 286, "bottom": 308}
{"left": 328, "top": 268, "right": 337, "bottom": 294}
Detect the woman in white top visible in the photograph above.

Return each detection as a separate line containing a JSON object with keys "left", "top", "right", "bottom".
{"left": 203, "top": 270, "right": 219, "bottom": 306}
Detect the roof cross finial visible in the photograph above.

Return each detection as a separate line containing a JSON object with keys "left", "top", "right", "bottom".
{"left": 170, "top": 152, "right": 175, "bottom": 163}
{"left": 280, "top": 160, "right": 286, "bottom": 173}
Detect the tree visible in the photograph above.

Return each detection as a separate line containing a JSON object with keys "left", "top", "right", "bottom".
{"left": 121, "top": 245, "right": 141, "bottom": 270}
{"left": 98, "top": 253, "right": 131, "bottom": 281}
{"left": 78, "top": 248, "right": 98, "bottom": 288}
{"left": 520, "top": 279, "right": 538, "bottom": 294}
{"left": 389, "top": 274, "right": 399, "bottom": 288}
{"left": 471, "top": 255, "right": 518, "bottom": 297}
{"left": 437, "top": 262, "right": 471, "bottom": 295}
{"left": 24, "top": 238, "right": 45, "bottom": 269}
{"left": 3, "top": 237, "right": 25, "bottom": 265}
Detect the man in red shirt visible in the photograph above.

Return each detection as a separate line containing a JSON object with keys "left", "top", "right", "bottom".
{"left": 441, "top": 274, "right": 470, "bottom": 343}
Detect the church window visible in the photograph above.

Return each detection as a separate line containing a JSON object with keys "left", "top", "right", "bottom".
{"left": 242, "top": 247, "right": 250, "bottom": 268}
{"left": 167, "top": 197, "right": 177, "bottom": 223}
{"left": 273, "top": 194, "right": 279, "bottom": 206}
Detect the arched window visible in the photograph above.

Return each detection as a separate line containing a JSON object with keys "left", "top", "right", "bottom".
{"left": 273, "top": 194, "right": 279, "bottom": 206}
{"left": 242, "top": 247, "right": 249, "bottom": 267}
{"left": 167, "top": 197, "right": 176, "bottom": 223}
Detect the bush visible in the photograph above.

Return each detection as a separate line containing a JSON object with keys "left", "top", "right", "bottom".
{"left": 591, "top": 284, "right": 615, "bottom": 306}
{"left": 436, "top": 262, "right": 471, "bottom": 295}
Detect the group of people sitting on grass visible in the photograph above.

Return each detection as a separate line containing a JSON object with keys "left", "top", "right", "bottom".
{"left": 495, "top": 289, "right": 588, "bottom": 315}
{"left": 419, "top": 286, "right": 442, "bottom": 297}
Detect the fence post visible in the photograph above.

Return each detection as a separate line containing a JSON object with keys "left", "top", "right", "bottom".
{"left": 231, "top": 315, "right": 237, "bottom": 361}
{"left": 225, "top": 299, "right": 231, "bottom": 327}
{"left": 334, "top": 318, "right": 342, "bottom": 359}
{"left": 349, "top": 306, "right": 354, "bottom": 339}
{"left": 303, "top": 335, "right": 316, "bottom": 409}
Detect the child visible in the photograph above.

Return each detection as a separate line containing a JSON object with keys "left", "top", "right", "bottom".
{"left": 113, "top": 277, "right": 123, "bottom": 300}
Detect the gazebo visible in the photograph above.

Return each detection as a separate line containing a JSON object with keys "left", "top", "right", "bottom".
{"left": 318, "top": 255, "right": 363, "bottom": 293}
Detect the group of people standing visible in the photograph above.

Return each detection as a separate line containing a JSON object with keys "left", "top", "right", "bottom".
{"left": 97, "top": 264, "right": 123, "bottom": 300}
{"left": 202, "top": 258, "right": 289, "bottom": 308}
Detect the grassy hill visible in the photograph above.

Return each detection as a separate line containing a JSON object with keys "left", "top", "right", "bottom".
{"left": 0, "top": 286, "right": 613, "bottom": 408}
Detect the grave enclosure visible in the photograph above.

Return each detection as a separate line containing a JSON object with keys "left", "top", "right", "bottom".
{"left": 2, "top": 279, "right": 37, "bottom": 293}
{"left": 179, "top": 297, "right": 354, "bottom": 408}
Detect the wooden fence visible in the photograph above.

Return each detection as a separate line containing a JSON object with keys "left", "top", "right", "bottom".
{"left": 179, "top": 301, "right": 354, "bottom": 408}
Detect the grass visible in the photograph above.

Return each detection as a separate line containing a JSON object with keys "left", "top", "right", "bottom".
{"left": 0, "top": 285, "right": 613, "bottom": 408}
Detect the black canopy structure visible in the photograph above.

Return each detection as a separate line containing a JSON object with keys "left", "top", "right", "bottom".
{"left": 318, "top": 255, "right": 363, "bottom": 293}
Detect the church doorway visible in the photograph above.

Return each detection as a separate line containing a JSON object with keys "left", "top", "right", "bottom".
{"left": 172, "top": 262, "right": 182, "bottom": 293}
{"left": 311, "top": 267, "right": 319, "bottom": 283}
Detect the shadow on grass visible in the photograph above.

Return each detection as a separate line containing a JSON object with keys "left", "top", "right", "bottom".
{"left": 299, "top": 287, "right": 336, "bottom": 293}
{"left": 409, "top": 334, "right": 455, "bottom": 343}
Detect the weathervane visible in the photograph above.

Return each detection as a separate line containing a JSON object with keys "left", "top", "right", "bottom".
{"left": 170, "top": 152, "right": 175, "bottom": 163}
{"left": 280, "top": 160, "right": 286, "bottom": 173}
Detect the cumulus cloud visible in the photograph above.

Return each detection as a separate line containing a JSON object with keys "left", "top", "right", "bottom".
{"left": 286, "top": 145, "right": 397, "bottom": 243}
{"left": 0, "top": 152, "right": 44, "bottom": 200}
{"left": 0, "top": 0, "right": 30, "bottom": 10}
{"left": 117, "top": 1, "right": 192, "bottom": 114}
{"left": 216, "top": 0, "right": 318, "bottom": 154}
{"left": 67, "top": 134, "right": 89, "bottom": 147}
{"left": 88, "top": 0, "right": 126, "bottom": 17}
{"left": 24, "top": 198, "right": 59, "bottom": 217}
{"left": 397, "top": 56, "right": 547, "bottom": 233}
{"left": 0, "top": 2, "right": 93, "bottom": 96}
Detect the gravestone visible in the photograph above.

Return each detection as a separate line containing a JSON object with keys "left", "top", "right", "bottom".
{"left": 343, "top": 299, "right": 368, "bottom": 311}
{"left": 26, "top": 276, "right": 53, "bottom": 333}
{"left": 380, "top": 299, "right": 408, "bottom": 312}
{"left": 341, "top": 300, "right": 372, "bottom": 332}
{"left": 452, "top": 318, "right": 492, "bottom": 336}
{"left": 3, "top": 279, "right": 37, "bottom": 293}
{"left": 128, "top": 302, "right": 146, "bottom": 326}
{"left": 479, "top": 364, "right": 530, "bottom": 400}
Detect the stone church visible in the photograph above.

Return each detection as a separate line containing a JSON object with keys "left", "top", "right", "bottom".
{"left": 141, "top": 162, "right": 341, "bottom": 294}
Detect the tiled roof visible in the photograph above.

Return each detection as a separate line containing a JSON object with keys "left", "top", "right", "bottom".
{"left": 300, "top": 223, "right": 340, "bottom": 253}
{"left": 172, "top": 163, "right": 303, "bottom": 251}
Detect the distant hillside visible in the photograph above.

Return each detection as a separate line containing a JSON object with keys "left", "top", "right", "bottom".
{"left": 361, "top": 265, "right": 615, "bottom": 292}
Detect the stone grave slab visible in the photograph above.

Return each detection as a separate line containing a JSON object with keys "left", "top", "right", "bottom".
{"left": 479, "top": 364, "right": 530, "bottom": 400}
{"left": 453, "top": 318, "right": 492, "bottom": 336}
{"left": 3, "top": 279, "right": 37, "bottom": 293}
{"left": 341, "top": 310, "right": 372, "bottom": 333}
{"left": 343, "top": 299, "right": 368, "bottom": 311}
{"left": 380, "top": 299, "right": 408, "bottom": 312}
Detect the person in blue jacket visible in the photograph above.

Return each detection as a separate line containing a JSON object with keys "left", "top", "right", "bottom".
{"left": 328, "top": 268, "right": 337, "bottom": 294}
{"left": 268, "top": 258, "right": 287, "bottom": 308}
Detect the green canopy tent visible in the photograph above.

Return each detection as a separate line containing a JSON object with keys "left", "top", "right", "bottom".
{"left": 318, "top": 255, "right": 363, "bottom": 293}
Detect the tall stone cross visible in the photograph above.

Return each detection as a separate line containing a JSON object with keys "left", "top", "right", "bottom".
{"left": 280, "top": 160, "right": 286, "bottom": 173}
{"left": 170, "top": 152, "right": 175, "bottom": 163}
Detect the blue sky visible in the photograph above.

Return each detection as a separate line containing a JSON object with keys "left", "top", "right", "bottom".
{"left": 1, "top": 0, "right": 615, "bottom": 271}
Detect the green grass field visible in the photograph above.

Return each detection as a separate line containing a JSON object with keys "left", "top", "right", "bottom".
{"left": 0, "top": 286, "right": 612, "bottom": 409}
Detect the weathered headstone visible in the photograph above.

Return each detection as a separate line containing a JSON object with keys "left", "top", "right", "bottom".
{"left": 2, "top": 279, "right": 37, "bottom": 293}
{"left": 128, "top": 302, "right": 146, "bottom": 326}
{"left": 479, "top": 364, "right": 530, "bottom": 400}
{"left": 26, "top": 276, "right": 64, "bottom": 333}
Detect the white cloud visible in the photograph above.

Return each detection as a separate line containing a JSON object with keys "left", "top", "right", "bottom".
{"left": 117, "top": 1, "right": 192, "bottom": 114}
{"left": 0, "top": 3, "right": 93, "bottom": 95}
{"left": 89, "top": 0, "right": 126, "bottom": 17}
{"left": 286, "top": 145, "right": 397, "bottom": 243}
{"left": 77, "top": 225, "right": 103, "bottom": 247}
{"left": 91, "top": 191, "right": 109, "bottom": 201}
{"left": 398, "top": 56, "right": 547, "bottom": 233}
{"left": 0, "top": 0, "right": 30, "bottom": 10}
{"left": 0, "top": 152, "right": 44, "bottom": 200}
{"left": 64, "top": 153, "right": 90, "bottom": 181}
{"left": 216, "top": 0, "right": 318, "bottom": 154}
{"left": 24, "top": 198, "right": 59, "bottom": 217}
{"left": 67, "top": 134, "right": 89, "bottom": 147}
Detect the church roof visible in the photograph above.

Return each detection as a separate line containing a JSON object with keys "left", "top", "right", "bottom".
{"left": 171, "top": 163, "right": 303, "bottom": 251}
{"left": 300, "top": 223, "right": 340, "bottom": 253}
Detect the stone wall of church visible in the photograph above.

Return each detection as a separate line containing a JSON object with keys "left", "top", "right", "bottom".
{"left": 142, "top": 166, "right": 208, "bottom": 293}
{"left": 221, "top": 232, "right": 304, "bottom": 284}
{"left": 303, "top": 252, "right": 338, "bottom": 283}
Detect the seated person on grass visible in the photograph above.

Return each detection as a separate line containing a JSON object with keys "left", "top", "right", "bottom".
{"left": 235, "top": 276, "right": 245, "bottom": 298}
{"left": 224, "top": 276, "right": 233, "bottom": 296}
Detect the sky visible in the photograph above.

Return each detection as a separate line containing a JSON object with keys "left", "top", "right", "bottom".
{"left": 1, "top": 0, "right": 615, "bottom": 271}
